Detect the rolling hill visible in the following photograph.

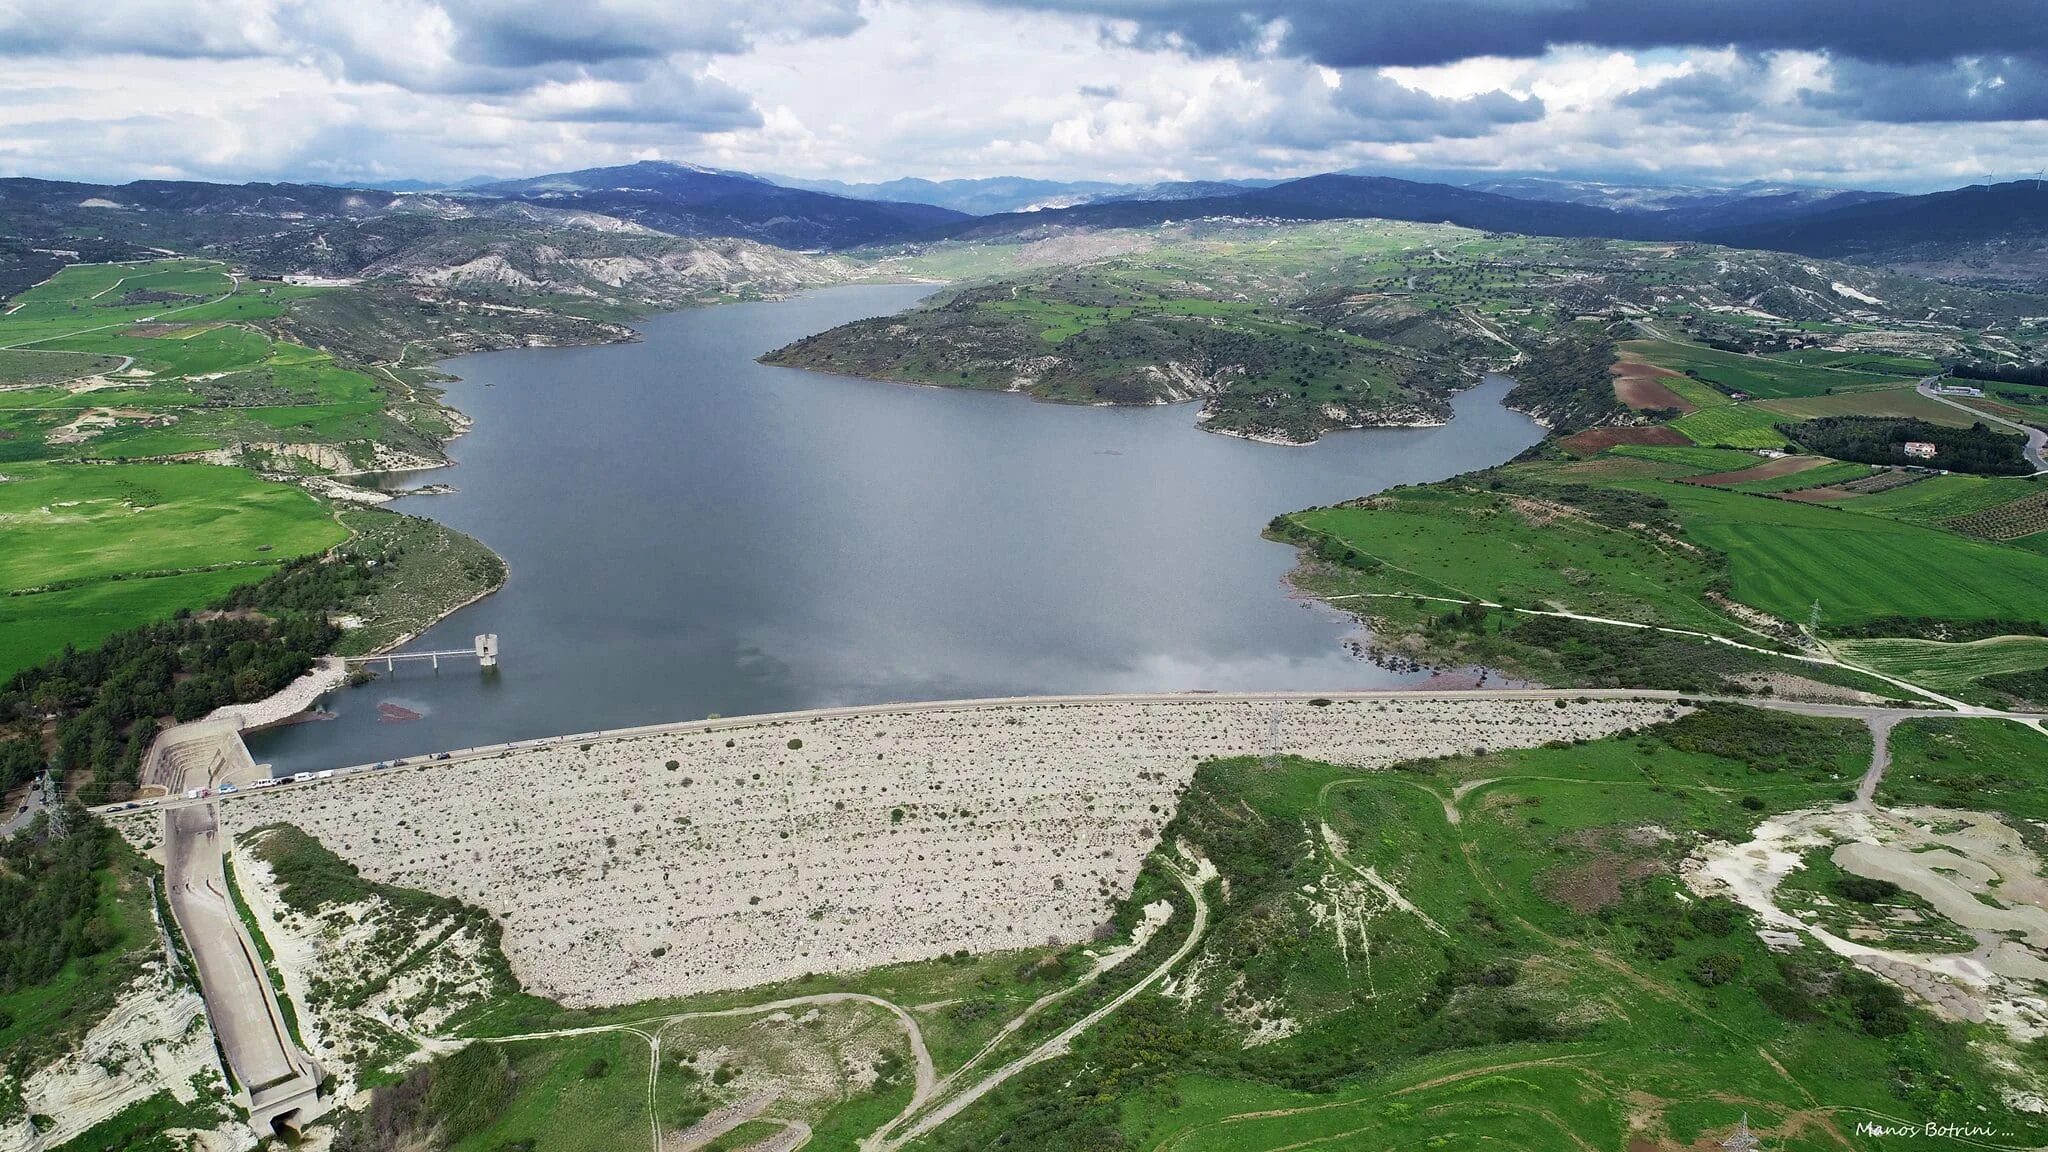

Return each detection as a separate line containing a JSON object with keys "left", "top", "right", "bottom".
{"left": 468, "top": 160, "right": 968, "bottom": 248}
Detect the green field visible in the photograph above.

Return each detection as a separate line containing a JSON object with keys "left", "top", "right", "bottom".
{"left": 1626, "top": 339, "right": 1902, "bottom": 399}
{"left": 1832, "top": 636, "right": 2048, "bottom": 699}
{"left": 1755, "top": 385, "right": 1979, "bottom": 428}
{"left": 1289, "top": 457, "right": 2048, "bottom": 638}
{"left": 1643, "top": 479, "right": 2048, "bottom": 629}
{"left": 1670, "top": 403, "right": 1792, "bottom": 448}
{"left": 0, "top": 260, "right": 436, "bottom": 670}
{"left": 1609, "top": 444, "right": 1768, "bottom": 474}
{"left": 0, "top": 567, "right": 277, "bottom": 679}
{"left": 1661, "top": 373, "right": 1733, "bottom": 410}
{"left": 0, "top": 460, "right": 343, "bottom": 670}
{"left": 0, "top": 461, "right": 341, "bottom": 592}
{"left": 0, "top": 260, "right": 235, "bottom": 349}
{"left": 1766, "top": 350, "right": 1939, "bottom": 375}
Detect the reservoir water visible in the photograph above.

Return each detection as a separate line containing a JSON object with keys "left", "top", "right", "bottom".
{"left": 252, "top": 284, "right": 1542, "bottom": 771}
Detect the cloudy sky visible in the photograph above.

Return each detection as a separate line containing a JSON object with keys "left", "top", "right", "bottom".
{"left": 3, "top": 0, "right": 2045, "bottom": 191}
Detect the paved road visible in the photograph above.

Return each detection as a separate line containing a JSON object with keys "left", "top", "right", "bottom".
{"left": 1, "top": 773, "right": 52, "bottom": 838}
{"left": 1918, "top": 376, "right": 2048, "bottom": 473}
{"left": 162, "top": 801, "right": 313, "bottom": 1104}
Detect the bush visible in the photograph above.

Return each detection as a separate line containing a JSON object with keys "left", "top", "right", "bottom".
{"left": 1690, "top": 952, "right": 1742, "bottom": 987}
{"left": 1831, "top": 874, "right": 1902, "bottom": 903}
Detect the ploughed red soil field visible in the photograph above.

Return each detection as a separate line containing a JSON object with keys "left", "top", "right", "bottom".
{"left": 1611, "top": 357, "right": 1697, "bottom": 413}
{"left": 1559, "top": 424, "right": 1690, "bottom": 456}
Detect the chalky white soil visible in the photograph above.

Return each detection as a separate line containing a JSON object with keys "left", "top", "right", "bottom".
{"left": 210, "top": 696, "right": 1667, "bottom": 1008}
{"left": 0, "top": 963, "right": 223, "bottom": 1152}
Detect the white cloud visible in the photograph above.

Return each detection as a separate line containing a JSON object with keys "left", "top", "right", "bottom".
{"left": 1, "top": 0, "right": 2046, "bottom": 190}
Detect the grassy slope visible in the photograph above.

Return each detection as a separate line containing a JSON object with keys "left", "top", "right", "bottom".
{"left": 0, "top": 260, "right": 470, "bottom": 671}
{"left": 1832, "top": 636, "right": 2048, "bottom": 702}
{"left": 1289, "top": 449, "right": 2048, "bottom": 637}
{"left": 0, "top": 461, "right": 343, "bottom": 672}
{"left": 919, "top": 707, "right": 2048, "bottom": 1152}
{"left": 1877, "top": 718, "right": 2048, "bottom": 824}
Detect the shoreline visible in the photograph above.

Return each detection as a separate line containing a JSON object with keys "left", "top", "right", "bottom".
{"left": 762, "top": 353, "right": 1491, "bottom": 446}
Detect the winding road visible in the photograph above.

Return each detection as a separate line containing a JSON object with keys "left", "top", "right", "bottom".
{"left": 1916, "top": 375, "right": 2048, "bottom": 473}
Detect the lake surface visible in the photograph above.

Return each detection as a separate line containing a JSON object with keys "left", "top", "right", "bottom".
{"left": 252, "top": 284, "right": 1542, "bottom": 772}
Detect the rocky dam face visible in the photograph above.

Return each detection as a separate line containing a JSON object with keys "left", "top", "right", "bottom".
{"left": 181, "top": 695, "right": 1673, "bottom": 1007}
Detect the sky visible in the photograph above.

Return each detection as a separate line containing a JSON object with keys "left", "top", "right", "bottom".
{"left": 3, "top": 0, "right": 2047, "bottom": 192}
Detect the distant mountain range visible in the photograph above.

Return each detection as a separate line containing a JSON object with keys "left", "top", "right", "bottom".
{"left": 461, "top": 161, "right": 967, "bottom": 249}
{"left": 1702, "top": 180, "right": 2048, "bottom": 260}
{"left": 7, "top": 160, "right": 2048, "bottom": 284}
{"left": 1457, "top": 176, "right": 1895, "bottom": 214}
{"left": 765, "top": 175, "right": 1280, "bottom": 215}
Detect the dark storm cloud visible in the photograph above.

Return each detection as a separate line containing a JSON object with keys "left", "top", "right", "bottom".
{"left": 977, "top": 0, "right": 2048, "bottom": 69}
{"left": 1328, "top": 70, "right": 1544, "bottom": 141}
{"left": 1619, "top": 49, "right": 2048, "bottom": 125}
{"left": 423, "top": 0, "right": 865, "bottom": 71}
{"left": 1816, "top": 55, "right": 2048, "bottom": 122}
{"left": 0, "top": 1, "right": 866, "bottom": 85}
